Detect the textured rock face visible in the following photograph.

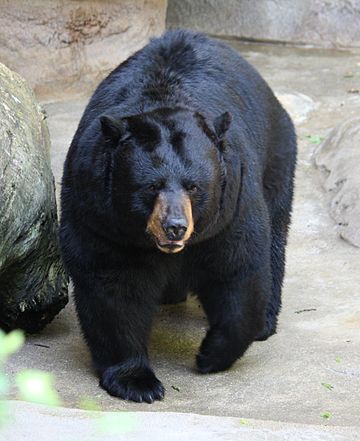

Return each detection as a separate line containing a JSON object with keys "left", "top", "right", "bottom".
{"left": 276, "top": 92, "right": 317, "bottom": 125}
{"left": 0, "top": 63, "right": 68, "bottom": 332}
{"left": 167, "top": 0, "right": 360, "bottom": 48}
{"left": 0, "top": 0, "right": 167, "bottom": 99}
{"left": 314, "top": 118, "right": 360, "bottom": 248}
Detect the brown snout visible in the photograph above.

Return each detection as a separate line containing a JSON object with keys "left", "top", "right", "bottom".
{"left": 146, "top": 190, "right": 194, "bottom": 253}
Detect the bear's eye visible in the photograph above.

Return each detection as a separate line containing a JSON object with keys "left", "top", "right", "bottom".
{"left": 148, "top": 181, "right": 164, "bottom": 192}
{"left": 186, "top": 184, "right": 198, "bottom": 194}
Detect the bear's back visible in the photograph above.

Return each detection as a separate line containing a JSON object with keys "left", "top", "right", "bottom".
{"left": 76, "top": 30, "right": 281, "bottom": 144}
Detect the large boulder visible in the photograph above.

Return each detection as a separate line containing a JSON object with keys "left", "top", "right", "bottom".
{"left": 0, "top": 0, "right": 167, "bottom": 99}
{"left": 0, "top": 63, "right": 68, "bottom": 332}
{"left": 314, "top": 117, "right": 360, "bottom": 248}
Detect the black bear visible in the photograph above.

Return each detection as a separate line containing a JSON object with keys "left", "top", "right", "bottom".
{"left": 60, "top": 30, "right": 296, "bottom": 403}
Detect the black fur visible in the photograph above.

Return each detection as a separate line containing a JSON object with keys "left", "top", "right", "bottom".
{"left": 60, "top": 30, "right": 297, "bottom": 402}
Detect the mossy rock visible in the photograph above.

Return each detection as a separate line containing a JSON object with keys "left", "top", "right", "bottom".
{"left": 0, "top": 63, "right": 68, "bottom": 332}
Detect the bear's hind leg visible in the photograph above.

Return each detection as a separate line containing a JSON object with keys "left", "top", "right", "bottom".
{"left": 259, "top": 118, "right": 296, "bottom": 341}
{"left": 256, "top": 222, "right": 288, "bottom": 341}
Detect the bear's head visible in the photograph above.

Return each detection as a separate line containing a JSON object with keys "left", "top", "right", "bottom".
{"left": 99, "top": 107, "right": 231, "bottom": 253}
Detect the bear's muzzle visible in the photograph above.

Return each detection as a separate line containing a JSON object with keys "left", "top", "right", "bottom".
{"left": 146, "top": 190, "right": 194, "bottom": 253}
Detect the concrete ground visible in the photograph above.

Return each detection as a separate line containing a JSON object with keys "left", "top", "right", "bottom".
{"left": 2, "top": 401, "right": 358, "bottom": 441}
{"left": 3, "top": 40, "right": 360, "bottom": 439}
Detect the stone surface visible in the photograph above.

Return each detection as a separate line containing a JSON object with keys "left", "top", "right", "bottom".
{"left": 1, "top": 401, "right": 358, "bottom": 441}
{"left": 0, "top": 63, "right": 68, "bottom": 332}
{"left": 276, "top": 92, "right": 317, "bottom": 125}
{"left": 0, "top": 0, "right": 167, "bottom": 100}
{"left": 167, "top": 0, "right": 360, "bottom": 48}
{"left": 3, "top": 41, "right": 360, "bottom": 430}
{"left": 314, "top": 118, "right": 360, "bottom": 248}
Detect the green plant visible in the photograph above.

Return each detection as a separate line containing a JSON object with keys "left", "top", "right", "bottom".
{"left": 0, "top": 329, "right": 137, "bottom": 437}
{"left": 0, "top": 329, "right": 61, "bottom": 428}
{"left": 0, "top": 329, "right": 24, "bottom": 426}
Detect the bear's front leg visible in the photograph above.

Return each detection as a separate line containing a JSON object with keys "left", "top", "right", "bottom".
{"left": 72, "top": 269, "right": 164, "bottom": 403}
{"left": 196, "top": 267, "right": 270, "bottom": 374}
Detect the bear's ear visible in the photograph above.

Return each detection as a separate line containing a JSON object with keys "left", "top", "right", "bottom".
{"left": 213, "top": 112, "right": 232, "bottom": 140}
{"left": 100, "top": 115, "right": 126, "bottom": 145}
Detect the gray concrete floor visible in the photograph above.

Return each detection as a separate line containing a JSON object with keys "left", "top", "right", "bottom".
{"left": 4, "top": 41, "right": 360, "bottom": 434}
{"left": 2, "top": 401, "right": 358, "bottom": 441}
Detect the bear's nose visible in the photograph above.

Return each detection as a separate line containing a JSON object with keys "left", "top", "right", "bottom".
{"left": 163, "top": 220, "right": 188, "bottom": 241}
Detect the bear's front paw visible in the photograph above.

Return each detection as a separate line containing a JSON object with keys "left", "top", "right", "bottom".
{"left": 100, "top": 362, "right": 165, "bottom": 403}
{"left": 196, "top": 328, "right": 240, "bottom": 374}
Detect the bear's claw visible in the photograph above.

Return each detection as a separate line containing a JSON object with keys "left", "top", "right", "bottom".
{"left": 100, "top": 363, "right": 165, "bottom": 403}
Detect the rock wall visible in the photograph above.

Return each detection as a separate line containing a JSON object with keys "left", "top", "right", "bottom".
{"left": 0, "top": 63, "right": 68, "bottom": 332}
{"left": 167, "top": 0, "right": 360, "bottom": 48}
{"left": 314, "top": 118, "right": 360, "bottom": 248}
{"left": 0, "top": 0, "right": 167, "bottom": 99}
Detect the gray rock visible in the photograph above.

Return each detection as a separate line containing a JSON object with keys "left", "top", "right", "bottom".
{"left": 0, "top": 0, "right": 167, "bottom": 100}
{"left": 276, "top": 92, "right": 317, "bottom": 125}
{"left": 167, "top": 0, "right": 360, "bottom": 48}
{"left": 0, "top": 63, "right": 68, "bottom": 332}
{"left": 314, "top": 117, "right": 360, "bottom": 248}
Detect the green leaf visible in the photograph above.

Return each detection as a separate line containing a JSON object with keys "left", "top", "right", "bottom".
{"left": 320, "top": 411, "right": 332, "bottom": 419}
{"left": 321, "top": 382, "right": 334, "bottom": 391}
{"left": 0, "top": 330, "right": 25, "bottom": 359}
{"left": 0, "top": 374, "right": 9, "bottom": 396}
{"left": 335, "top": 357, "right": 341, "bottom": 363}
{"left": 306, "top": 135, "right": 325, "bottom": 144}
{"left": 239, "top": 418, "right": 250, "bottom": 425}
{"left": 16, "top": 370, "right": 60, "bottom": 407}
{"left": 96, "top": 413, "right": 137, "bottom": 435}
{"left": 78, "top": 398, "right": 101, "bottom": 412}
